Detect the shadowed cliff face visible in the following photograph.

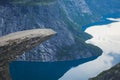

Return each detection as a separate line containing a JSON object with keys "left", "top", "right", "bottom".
{"left": 89, "top": 63, "right": 120, "bottom": 80}
{"left": 0, "top": 29, "right": 56, "bottom": 80}
{"left": 0, "top": 0, "right": 119, "bottom": 61}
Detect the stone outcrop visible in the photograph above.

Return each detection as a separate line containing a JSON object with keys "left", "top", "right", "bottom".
{"left": 0, "top": 29, "right": 56, "bottom": 80}
{"left": 0, "top": 0, "right": 107, "bottom": 61}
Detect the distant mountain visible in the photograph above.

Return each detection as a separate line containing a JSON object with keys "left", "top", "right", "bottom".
{"left": 89, "top": 63, "right": 120, "bottom": 80}
{"left": 0, "top": 0, "right": 119, "bottom": 61}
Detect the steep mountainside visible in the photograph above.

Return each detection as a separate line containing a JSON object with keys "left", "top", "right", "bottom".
{"left": 89, "top": 63, "right": 120, "bottom": 80}
{"left": 0, "top": 0, "right": 119, "bottom": 61}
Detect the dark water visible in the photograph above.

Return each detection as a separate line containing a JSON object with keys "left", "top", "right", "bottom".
{"left": 10, "top": 13, "right": 120, "bottom": 80}
{"left": 10, "top": 56, "right": 97, "bottom": 80}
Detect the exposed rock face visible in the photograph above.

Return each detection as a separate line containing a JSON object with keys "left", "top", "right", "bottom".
{"left": 0, "top": 0, "right": 119, "bottom": 61}
{"left": 89, "top": 63, "right": 120, "bottom": 80}
{"left": 0, "top": 29, "right": 56, "bottom": 80}
{"left": 0, "top": 0, "right": 105, "bottom": 61}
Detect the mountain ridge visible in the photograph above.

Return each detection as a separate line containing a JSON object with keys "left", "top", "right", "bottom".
{"left": 0, "top": 0, "right": 119, "bottom": 61}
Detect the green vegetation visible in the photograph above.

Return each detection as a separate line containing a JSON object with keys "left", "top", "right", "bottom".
{"left": 56, "top": 45, "right": 74, "bottom": 60}
{"left": 55, "top": 7, "right": 102, "bottom": 60}
{"left": 10, "top": 0, "right": 57, "bottom": 5}
{"left": 74, "top": 34, "right": 102, "bottom": 56}
{"left": 90, "top": 63, "right": 120, "bottom": 80}
{"left": 60, "top": 8, "right": 92, "bottom": 40}
{"left": 56, "top": 36, "right": 102, "bottom": 60}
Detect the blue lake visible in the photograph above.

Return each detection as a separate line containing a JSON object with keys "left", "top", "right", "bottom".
{"left": 10, "top": 56, "right": 97, "bottom": 80}
{"left": 10, "top": 14, "right": 120, "bottom": 80}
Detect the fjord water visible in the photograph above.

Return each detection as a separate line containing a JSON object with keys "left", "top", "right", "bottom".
{"left": 10, "top": 57, "right": 97, "bottom": 80}
{"left": 60, "top": 18, "right": 120, "bottom": 80}
{"left": 10, "top": 17, "right": 120, "bottom": 80}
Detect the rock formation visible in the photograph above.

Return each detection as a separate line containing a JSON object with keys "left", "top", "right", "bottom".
{"left": 0, "top": 0, "right": 108, "bottom": 61}
{"left": 89, "top": 63, "right": 120, "bottom": 80}
{"left": 0, "top": 29, "right": 56, "bottom": 80}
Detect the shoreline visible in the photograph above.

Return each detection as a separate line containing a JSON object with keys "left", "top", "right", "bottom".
{"left": 60, "top": 18, "right": 120, "bottom": 80}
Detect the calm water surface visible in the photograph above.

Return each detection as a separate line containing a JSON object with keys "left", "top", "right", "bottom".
{"left": 60, "top": 18, "right": 120, "bottom": 80}
{"left": 10, "top": 16, "right": 120, "bottom": 80}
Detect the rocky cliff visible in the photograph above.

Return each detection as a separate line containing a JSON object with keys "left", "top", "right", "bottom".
{"left": 0, "top": 0, "right": 119, "bottom": 61}
{"left": 89, "top": 63, "right": 120, "bottom": 80}
{"left": 0, "top": 29, "right": 56, "bottom": 80}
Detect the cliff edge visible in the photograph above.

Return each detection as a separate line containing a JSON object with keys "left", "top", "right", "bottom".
{"left": 0, "top": 29, "right": 56, "bottom": 80}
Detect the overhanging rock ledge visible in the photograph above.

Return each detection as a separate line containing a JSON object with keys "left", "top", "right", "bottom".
{"left": 0, "top": 29, "right": 56, "bottom": 80}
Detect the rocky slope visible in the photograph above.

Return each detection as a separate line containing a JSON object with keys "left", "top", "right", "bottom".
{"left": 0, "top": 0, "right": 119, "bottom": 61}
{"left": 89, "top": 63, "right": 120, "bottom": 80}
